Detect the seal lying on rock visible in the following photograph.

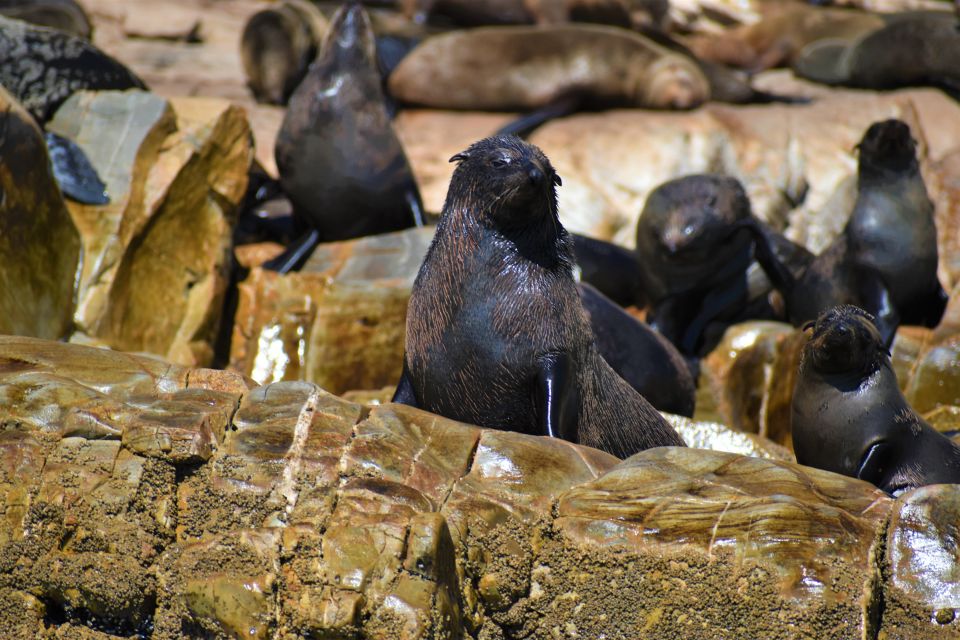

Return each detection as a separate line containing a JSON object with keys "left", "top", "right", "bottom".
{"left": 792, "top": 305, "right": 960, "bottom": 495}
{"left": 793, "top": 11, "right": 960, "bottom": 94}
{"left": 0, "top": 15, "right": 146, "bottom": 204}
{"left": 240, "top": 0, "right": 329, "bottom": 105}
{"left": 388, "top": 23, "right": 709, "bottom": 118}
{"left": 270, "top": 2, "right": 424, "bottom": 272}
{"left": 749, "top": 119, "right": 946, "bottom": 346}
{"left": 393, "top": 135, "right": 685, "bottom": 458}
{"left": 635, "top": 173, "right": 807, "bottom": 356}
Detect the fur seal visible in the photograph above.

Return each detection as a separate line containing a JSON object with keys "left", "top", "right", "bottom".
{"left": 635, "top": 174, "right": 805, "bottom": 356}
{"left": 388, "top": 24, "right": 709, "bottom": 112}
{"left": 271, "top": 2, "right": 424, "bottom": 272}
{"left": 240, "top": 0, "right": 329, "bottom": 105}
{"left": 0, "top": 0, "right": 92, "bottom": 39}
{"left": 749, "top": 119, "right": 947, "bottom": 346}
{"left": 792, "top": 305, "right": 960, "bottom": 495}
{"left": 0, "top": 15, "right": 145, "bottom": 204}
{"left": 580, "top": 282, "right": 695, "bottom": 417}
{"left": 572, "top": 233, "right": 646, "bottom": 308}
{"left": 393, "top": 134, "right": 685, "bottom": 458}
{"left": 792, "top": 12, "right": 960, "bottom": 94}
{"left": 401, "top": 0, "right": 640, "bottom": 27}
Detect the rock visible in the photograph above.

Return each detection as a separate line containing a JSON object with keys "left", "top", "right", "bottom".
{"left": 228, "top": 227, "right": 435, "bottom": 393}
{"left": 47, "top": 90, "right": 252, "bottom": 366}
{"left": 0, "top": 84, "right": 81, "bottom": 341}
{"left": 122, "top": 4, "right": 202, "bottom": 42}
{"left": 553, "top": 447, "right": 892, "bottom": 639}
{"left": 663, "top": 414, "right": 794, "bottom": 461}
{"left": 903, "top": 336, "right": 960, "bottom": 415}
{"left": 883, "top": 485, "right": 960, "bottom": 639}
{"left": 3, "top": 336, "right": 957, "bottom": 637}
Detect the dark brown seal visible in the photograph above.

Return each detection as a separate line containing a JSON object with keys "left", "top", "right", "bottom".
{"left": 393, "top": 134, "right": 685, "bottom": 458}
{"left": 750, "top": 119, "right": 946, "bottom": 346}
{"left": 635, "top": 173, "right": 808, "bottom": 356}
{"left": 792, "top": 12, "right": 960, "bottom": 93}
{"left": 792, "top": 305, "right": 960, "bottom": 495}
{"left": 272, "top": 2, "right": 424, "bottom": 272}
{"left": 240, "top": 0, "right": 329, "bottom": 105}
{"left": 388, "top": 23, "right": 709, "bottom": 111}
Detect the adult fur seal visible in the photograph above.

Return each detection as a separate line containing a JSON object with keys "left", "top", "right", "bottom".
{"left": 393, "top": 135, "right": 685, "bottom": 458}
{"left": 240, "top": 0, "right": 329, "bottom": 105}
{"left": 580, "top": 282, "right": 695, "bottom": 417}
{"left": 388, "top": 24, "right": 709, "bottom": 112}
{"left": 635, "top": 173, "right": 808, "bottom": 356}
{"left": 792, "top": 305, "right": 960, "bottom": 495}
{"left": 271, "top": 2, "right": 424, "bottom": 272}
{"left": 792, "top": 12, "right": 960, "bottom": 94}
{"left": 749, "top": 119, "right": 946, "bottom": 346}
{"left": 0, "top": 15, "right": 145, "bottom": 204}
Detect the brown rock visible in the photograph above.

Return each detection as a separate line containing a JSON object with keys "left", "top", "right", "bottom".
{"left": 123, "top": 4, "right": 202, "bottom": 41}
{"left": 0, "top": 85, "right": 81, "bottom": 340}
{"left": 48, "top": 90, "right": 252, "bottom": 367}
{"left": 229, "top": 227, "right": 434, "bottom": 393}
{"left": 904, "top": 336, "right": 960, "bottom": 415}
{"left": 553, "top": 447, "right": 892, "bottom": 638}
{"left": 664, "top": 414, "right": 794, "bottom": 461}
{"left": 883, "top": 485, "right": 960, "bottom": 639}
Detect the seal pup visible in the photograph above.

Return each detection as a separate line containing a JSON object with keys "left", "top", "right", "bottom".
{"left": 580, "top": 282, "right": 695, "bottom": 417}
{"left": 748, "top": 119, "right": 946, "bottom": 345}
{"left": 393, "top": 135, "right": 685, "bottom": 458}
{"left": 271, "top": 2, "right": 424, "bottom": 273}
{"left": 635, "top": 174, "right": 806, "bottom": 356}
{"left": 792, "top": 305, "right": 960, "bottom": 495}
{"left": 240, "top": 0, "right": 329, "bottom": 105}
{"left": 0, "top": 15, "right": 145, "bottom": 204}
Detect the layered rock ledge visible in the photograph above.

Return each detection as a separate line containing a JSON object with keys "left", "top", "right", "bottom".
{"left": 1, "top": 336, "right": 957, "bottom": 639}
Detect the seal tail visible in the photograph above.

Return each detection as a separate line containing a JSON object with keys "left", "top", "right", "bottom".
{"left": 495, "top": 93, "right": 583, "bottom": 139}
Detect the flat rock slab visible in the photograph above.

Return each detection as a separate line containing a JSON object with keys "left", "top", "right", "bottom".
{"left": 0, "top": 337, "right": 955, "bottom": 638}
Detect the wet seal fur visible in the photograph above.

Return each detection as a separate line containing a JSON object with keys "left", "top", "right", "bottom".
{"left": 271, "top": 2, "right": 424, "bottom": 272}
{"left": 393, "top": 134, "right": 685, "bottom": 458}
{"left": 750, "top": 119, "right": 947, "bottom": 346}
{"left": 240, "top": 0, "right": 329, "bottom": 105}
{"left": 388, "top": 23, "right": 709, "bottom": 112}
{"left": 792, "top": 305, "right": 960, "bottom": 495}
{"left": 635, "top": 174, "right": 803, "bottom": 356}
{"left": 579, "top": 282, "right": 695, "bottom": 417}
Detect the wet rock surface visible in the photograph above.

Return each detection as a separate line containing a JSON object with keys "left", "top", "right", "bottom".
{"left": 0, "top": 336, "right": 953, "bottom": 638}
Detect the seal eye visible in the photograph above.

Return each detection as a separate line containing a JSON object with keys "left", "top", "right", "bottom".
{"left": 491, "top": 156, "right": 511, "bottom": 169}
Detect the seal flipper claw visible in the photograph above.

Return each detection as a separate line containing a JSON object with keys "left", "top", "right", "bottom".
{"left": 536, "top": 352, "right": 580, "bottom": 442}
{"left": 391, "top": 358, "right": 419, "bottom": 406}
{"left": 856, "top": 268, "right": 899, "bottom": 348}
{"left": 45, "top": 131, "right": 109, "bottom": 205}
{"left": 496, "top": 93, "right": 583, "bottom": 139}
{"left": 262, "top": 228, "right": 321, "bottom": 274}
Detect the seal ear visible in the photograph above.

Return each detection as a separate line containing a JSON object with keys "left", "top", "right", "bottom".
{"left": 552, "top": 172, "right": 562, "bottom": 187}
{"left": 449, "top": 152, "right": 470, "bottom": 163}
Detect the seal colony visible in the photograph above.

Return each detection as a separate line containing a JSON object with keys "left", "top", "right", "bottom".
{"left": 394, "top": 135, "right": 685, "bottom": 459}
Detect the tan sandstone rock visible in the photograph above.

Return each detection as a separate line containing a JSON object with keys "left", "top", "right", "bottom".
{"left": 47, "top": 90, "right": 252, "bottom": 367}
{"left": 0, "top": 85, "right": 81, "bottom": 341}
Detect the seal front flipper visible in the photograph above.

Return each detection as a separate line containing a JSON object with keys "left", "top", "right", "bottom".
{"left": 391, "top": 357, "right": 419, "bottom": 407}
{"left": 856, "top": 441, "right": 895, "bottom": 491}
{"left": 496, "top": 93, "right": 583, "bottom": 139}
{"left": 404, "top": 185, "right": 426, "bottom": 227}
{"left": 735, "top": 217, "right": 797, "bottom": 295}
{"left": 535, "top": 352, "right": 580, "bottom": 442}
{"left": 262, "top": 228, "right": 321, "bottom": 274}
{"left": 44, "top": 132, "right": 109, "bottom": 205}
